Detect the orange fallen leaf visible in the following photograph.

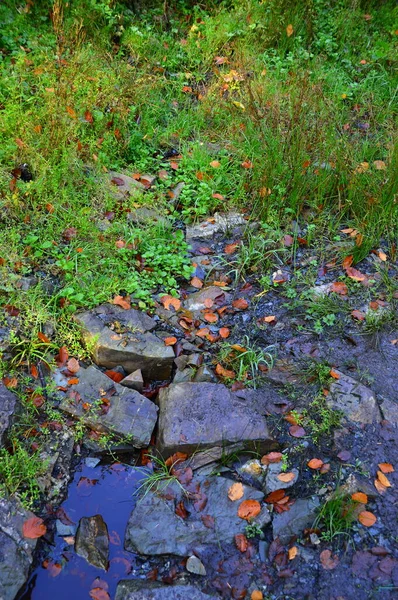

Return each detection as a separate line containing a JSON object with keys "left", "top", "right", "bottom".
{"left": 203, "top": 312, "right": 218, "bottom": 323}
{"left": 23, "top": 516, "right": 47, "bottom": 539}
{"left": 67, "top": 358, "right": 80, "bottom": 374}
{"left": 190, "top": 276, "right": 203, "bottom": 289}
{"left": 262, "top": 315, "right": 277, "bottom": 323}
{"left": 329, "top": 369, "right": 340, "bottom": 379}
{"left": 251, "top": 592, "right": 263, "bottom": 600}
{"left": 378, "top": 463, "right": 394, "bottom": 473}
{"left": 342, "top": 255, "right": 353, "bottom": 269}
{"left": 113, "top": 294, "right": 131, "bottom": 310}
{"left": 241, "top": 160, "right": 253, "bottom": 168}
{"left": 225, "top": 243, "right": 239, "bottom": 254}
{"left": 235, "top": 533, "right": 249, "bottom": 552}
{"left": 89, "top": 588, "right": 110, "bottom": 600}
{"left": 66, "top": 106, "right": 77, "bottom": 119}
{"left": 358, "top": 510, "right": 377, "bottom": 527}
{"left": 219, "top": 327, "right": 230, "bottom": 339}
{"left": 288, "top": 546, "right": 298, "bottom": 560}
{"left": 215, "top": 364, "right": 235, "bottom": 379}
{"left": 377, "top": 250, "right": 387, "bottom": 261}
{"left": 165, "top": 452, "right": 188, "bottom": 467}
{"left": 232, "top": 298, "right": 249, "bottom": 310}
{"left": 265, "top": 489, "right": 286, "bottom": 503}
{"left": 351, "top": 309, "right": 365, "bottom": 321}
{"left": 237, "top": 499, "right": 261, "bottom": 520}
{"left": 277, "top": 472, "right": 296, "bottom": 483}
{"left": 286, "top": 24, "right": 293, "bottom": 37}
{"left": 345, "top": 266, "right": 366, "bottom": 282}
{"left": 164, "top": 337, "right": 177, "bottom": 346}
{"left": 308, "top": 458, "right": 324, "bottom": 470}
{"left": 351, "top": 492, "right": 368, "bottom": 504}
{"left": 320, "top": 549, "right": 339, "bottom": 570}
{"left": 330, "top": 281, "right": 348, "bottom": 295}
{"left": 67, "top": 377, "right": 79, "bottom": 385}
{"left": 228, "top": 482, "right": 244, "bottom": 501}
{"left": 377, "top": 471, "right": 391, "bottom": 488}
{"left": 204, "top": 298, "right": 214, "bottom": 308}
{"left": 31, "top": 365, "right": 39, "bottom": 379}
{"left": 374, "top": 478, "right": 387, "bottom": 494}
{"left": 261, "top": 452, "right": 283, "bottom": 465}
{"left": 160, "top": 295, "right": 181, "bottom": 311}
{"left": 210, "top": 160, "right": 221, "bottom": 168}
{"left": 196, "top": 328, "right": 210, "bottom": 337}
{"left": 38, "top": 332, "right": 51, "bottom": 343}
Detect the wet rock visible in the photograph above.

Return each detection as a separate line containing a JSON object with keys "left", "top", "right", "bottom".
{"left": 56, "top": 519, "right": 76, "bottom": 536}
{"left": 115, "top": 580, "right": 215, "bottom": 600}
{"left": 37, "top": 431, "right": 74, "bottom": 501}
{"left": 273, "top": 497, "right": 319, "bottom": 544}
{"left": 182, "top": 444, "right": 243, "bottom": 471}
{"left": 193, "top": 365, "right": 217, "bottom": 383}
{"left": 157, "top": 382, "right": 274, "bottom": 455}
{"left": 238, "top": 459, "right": 266, "bottom": 488}
{"left": 338, "top": 473, "right": 378, "bottom": 499}
{"left": 184, "top": 286, "right": 230, "bottom": 312}
{"left": 327, "top": 371, "right": 381, "bottom": 424}
{"left": 127, "top": 206, "right": 168, "bottom": 226}
{"left": 265, "top": 463, "right": 299, "bottom": 493}
{"left": 186, "top": 555, "right": 206, "bottom": 575}
{"left": 0, "top": 497, "right": 38, "bottom": 600}
{"left": 0, "top": 383, "right": 18, "bottom": 446}
{"left": 125, "top": 473, "right": 270, "bottom": 556}
{"left": 173, "top": 368, "right": 194, "bottom": 384}
{"left": 108, "top": 171, "right": 145, "bottom": 199}
{"left": 186, "top": 212, "right": 247, "bottom": 241}
{"left": 74, "top": 304, "right": 174, "bottom": 380}
{"left": 75, "top": 515, "right": 109, "bottom": 570}
{"left": 120, "top": 369, "right": 144, "bottom": 392}
{"left": 264, "top": 359, "right": 300, "bottom": 387}
{"left": 59, "top": 365, "right": 158, "bottom": 447}
{"left": 380, "top": 398, "right": 398, "bottom": 424}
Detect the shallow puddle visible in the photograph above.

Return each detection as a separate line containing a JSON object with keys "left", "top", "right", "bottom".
{"left": 19, "top": 461, "right": 146, "bottom": 600}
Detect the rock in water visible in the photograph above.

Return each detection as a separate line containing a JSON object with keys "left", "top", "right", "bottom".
{"left": 0, "top": 497, "right": 39, "bottom": 600}
{"left": 115, "top": 580, "right": 215, "bottom": 600}
{"left": 75, "top": 515, "right": 109, "bottom": 570}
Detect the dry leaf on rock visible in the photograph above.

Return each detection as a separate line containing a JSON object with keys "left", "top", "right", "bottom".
{"left": 23, "top": 516, "right": 47, "bottom": 539}
{"left": 277, "top": 472, "right": 296, "bottom": 483}
{"left": 261, "top": 452, "right": 283, "bottom": 465}
{"left": 237, "top": 499, "right": 261, "bottom": 520}
{"left": 164, "top": 337, "right": 177, "bottom": 346}
{"left": 228, "top": 482, "right": 244, "bottom": 502}
{"left": 67, "top": 358, "right": 80, "bottom": 374}
{"left": 378, "top": 463, "right": 394, "bottom": 474}
{"left": 358, "top": 511, "right": 377, "bottom": 527}
{"left": 235, "top": 533, "right": 249, "bottom": 552}
{"left": 160, "top": 295, "right": 181, "bottom": 311}
{"left": 288, "top": 546, "right": 298, "bottom": 560}
{"left": 352, "top": 492, "right": 368, "bottom": 504}
{"left": 112, "top": 294, "right": 131, "bottom": 310}
{"left": 308, "top": 458, "right": 324, "bottom": 470}
{"left": 377, "top": 471, "right": 391, "bottom": 488}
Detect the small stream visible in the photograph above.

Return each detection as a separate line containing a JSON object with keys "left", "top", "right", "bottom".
{"left": 19, "top": 461, "right": 148, "bottom": 600}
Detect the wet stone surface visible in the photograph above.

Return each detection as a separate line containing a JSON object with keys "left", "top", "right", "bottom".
{"left": 0, "top": 383, "right": 18, "bottom": 446}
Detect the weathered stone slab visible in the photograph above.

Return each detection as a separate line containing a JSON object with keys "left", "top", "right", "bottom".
{"left": 157, "top": 382, "right": 274, "bottom": 455}
{"left": 108, "top": 171, "right": 145, "bottom": 199}
{"left": 0, "top": 497, "right": 38, "bottom": 600}
{"left": 273, "top": 497, "right": 319, "bottom": 544}
{"left": 116, "top": 580, "right": 215, "bottom": 600}
{"left": 120, "top": 369, "right": 144, "bottom": 392}
{"left": 74, "top": 304, "right": 174, "bottom": 380}
{"left": 125, "top": 473, "right": 270, "bottom": 556}
{"left": 0, "top": 383, "right": 18, "bottom": 446}
{"left": 75, "top": 515, "right": 109, "bottom": 569}
{"left": 184, "top": 286, "right": 230, "bottom": 312}
{"left": 59, "top": 366, "right": 158, "bottom": 447}
{"left": 327, "top": 371, "right": 381, "bottom": 424}
{"left": 186, "top": 212, "right": 247, "bottom": 241}
{"left": 380, "top": 398, "right": 398, "bottom": 424}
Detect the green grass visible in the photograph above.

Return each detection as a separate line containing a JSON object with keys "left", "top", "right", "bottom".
{"left": 314, "top": 490, "right": 357, "bottom": 543}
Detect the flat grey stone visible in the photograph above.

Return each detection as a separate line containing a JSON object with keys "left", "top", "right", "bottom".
{"left": 157, "top": 382, "right": 274, "bottom": 455}
{"left": 59, "top": 366, "right": 158, "bottom": 448}
{"left": 273, "top": 497, "right": 319, "bottom": 544}
{"left": 186, "top": 212, "right": 247, "bottom": 241}
{"left": 327, "top": 371, "right": 381, "bottom": 424}
{"left": 108, "top": 171, "right": 145, "bottom": 199}
{"left": 0, "top": 497, "right": 38, "bottom": 600}
{"left": 380, "top": 398, "right": 398, "bottom": 424}
{"left": 193, "top": 365, "right": 217, "bottom": 383}
{"left": 0, "top": 383, "right": 18, "bottom": 446}
{"left": 184, "top": 286, "right": 230, "bottom": 312}
{"left": 75, "top": 515, "right": 109, "bottom": 570}
{"left": 125, "top": 473, "right": 270, "bottom": 556}
{"left": 186, "top": 555, "right": 206, "bottom": 575}
{"left": 74, "top": 305, "right": 174, "bottom": 380}
{"left": 116, "top": 580, "right": 215, "bottom": 600}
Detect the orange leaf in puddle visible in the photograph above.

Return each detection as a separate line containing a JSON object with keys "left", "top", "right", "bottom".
{"left": 219, "top": 327, "right": 230, "bottom": 339}
{"left": 351, "top": 309, "right": 365, "bottom": 321}
{"left": 277, "top": 472, "right": 296, "bottom": 483}
{"left": 113, "top": 294, "right": 131, "bottom": 310}
{"left": 23, "top": 517, "right": 46, "bottom": 539}
{"left": 67, "top": 358, "right": 80, "bottom": 374}
{"left": 228, "top": 482, "right": 244, "bottom": 501}
{"left": 215, "top": 364, "right": 235, "bottom": 379}
{"left": 232, "top": 298, "right": 248, "bottom": 310}
{"left": 320, "top": 549, "right": 339, "bottom": 570}
{"left": 308, "top": 458, "right": 324, "bottom": 470}
{"left": 237, "top": 499, "right": 261, "bottom": 520}
{"left": 330, "top": 282, "right": 348, "bottom": 295}
{"left": 378, "top": 463, "right": 394, "bottom": 473}
{"left": 204, "top": 312, "right": 218, "bottom": 323}
{"left": 164, "top": 337, "right": 177, "bottom": 346}
{"left": 89, "top": 588, "right": 110, "bottom": 600}
{"left": 352, "top": 492, "right": 368, "bottom": 504}
{"left": 190, "top": 276, "right": 203, "bottom": 289}
{"left": 377, "top": 471, "right": 391, "bottom": 487}
{"left": 358, "top": 511, "right": 377, "bottom": 527}
{"left": 43, "top": 560, "right": 62, "bottom": 577}
{"left": 235, "top": 533, "right": 249, "bottom": 552}
{"left": 261, "top": 452, "right": 283, "bottom": 465}
{"left": 160, "top": 295, "right": 181, "bottom": 311}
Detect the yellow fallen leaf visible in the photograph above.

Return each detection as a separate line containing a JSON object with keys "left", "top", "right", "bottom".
{"left": 286, "top": 24, "right": 293, "bottom": 37}
{"left": 288, "top": 546, "right": 298, "bottom": 560}
{"left": 377, "top": 471, "right": 391, "bottom": 488}
{"left": 228, "top": 482, "right": 244, "bottom": 502}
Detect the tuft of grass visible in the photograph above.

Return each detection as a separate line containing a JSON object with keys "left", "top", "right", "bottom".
{"left": 0, "top": 442, "right": 48, "bottom": 509}
{"left": 217, "top": 336, "right": 275, "bottom": 388}
{"left": 314, "top": 490, "right": 357, "bottom": 543}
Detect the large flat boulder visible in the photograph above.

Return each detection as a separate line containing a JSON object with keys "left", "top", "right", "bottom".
{"left": 272, "top": 497, "right": 319, "bottom": 544}
{"left": 125, "top": 473, "right": 270, "bottom": 556}
{"left": 58, "top": 365, "right": 158, "bottom": 447}
{"left": 157, "top": 382, "right": 274, "bottom": 455}
{"left": 116, "top": 581, "right": 215, "bottom": 600}
{"left": 327, "top": 371, "right": 381, "bottom": 424}
{"left": 0, "top": 497, "right": 38, "bottom": 600}
{"left": 0, "top": 383, "right": 18, "bottom": 446}
{"left": 74, "top": 304, "right": 174, "bottom": 380}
